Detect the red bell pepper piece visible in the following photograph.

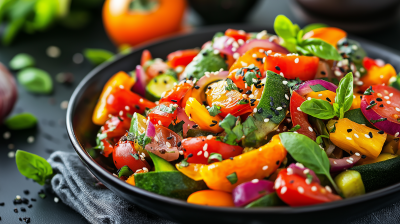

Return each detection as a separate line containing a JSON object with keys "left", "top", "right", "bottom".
{"left": 167, "top": 49, "right": 200, "bottom": 68}
{"left": 362, "top": 57, "right": 378, "bottom": 70}
{"left": 225, "top": 29, "right": 247, "bottom": 42}
{"left": 159, "top": 81, "right": 193, "bottom": 105}
{"left": 147, "top": 102, "right": 178, "bottom": 127}
{"left": 141, "top": 49, "right": 152, "bottom": 67}
{"left": 290, "top": 92, "right": 316, "bottom": 140}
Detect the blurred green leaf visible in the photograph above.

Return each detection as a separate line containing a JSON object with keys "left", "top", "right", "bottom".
{"left": 59, "top": 10, "right": 90, "bottom": 29}
{"left": 17, "top": 67, "right": 53, "bottom": 94}
{"left": 84, "top": 48, "right": 114, "bottom": 65}
{"left": 33, "top": 0, "right": 58, "bottom": 30}
{"left": 2, "top": 18, "right": 24, "bottom": 45}
{"left": 9, "top": 53, "right": 35, "bottom": 70}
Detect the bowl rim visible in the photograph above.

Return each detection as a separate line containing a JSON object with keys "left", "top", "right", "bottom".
{"left": 66, "top": 24, "right": 400, "bottom": 214}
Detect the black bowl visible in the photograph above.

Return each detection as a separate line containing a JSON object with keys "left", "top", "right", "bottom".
{"left": 66, "top": 25, "right": 400, "bottom": 224}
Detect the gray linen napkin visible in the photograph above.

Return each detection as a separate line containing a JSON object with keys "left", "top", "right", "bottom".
{"left": 47, "top": 151, "right": 400, "bottom": 224}
{"left": 48, "top": 151, "right": 175, "bottom": 224}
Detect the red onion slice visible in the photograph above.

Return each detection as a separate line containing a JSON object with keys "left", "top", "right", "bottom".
{"left": 131, "top": 65, "right": 146, "bottom": 97}
{"left": 232, "top": 179, "right": 275, "bottom": 207}
{"left": 212, "top": 36, "right": 237, "bottom": 56}
{"left": 237, "top": 39, "right": 289, "bottom": 55}
{"left": 295, "top": 79, "right": 338, "bottom": 97}
{"left": 177, "top": 107, "right": 195, "bottom": 137}
{"left": 146, "top": 121, "right": 156, "bottom": 138}
{"left": 329, "top": 154, "right": 361, "bottom": 173}
{"left": 0, "top": 63, "right": 18, "bottom": 122}
{"left": 287, "top": 163, "right": 320, "bottom": 184}
{"left": 191, "top": 71, "right": 229, "bottom": 104}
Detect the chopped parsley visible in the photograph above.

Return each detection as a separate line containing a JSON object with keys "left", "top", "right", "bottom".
{"left": 226, "top": 172, "right": 238, "bottom": 184}
{"left": 289, "top": 124, "right": 301, "bottom": 132}
{"left": 208, "top": 104, "right": 222, "bottom": 116}
{"left": 208, "top": 153, "right": 223, "bottom": 163}
{"left": 309, "top": 84, "right": 327, "bottom": 92}
{"left": 225, "top": 78, "right": 238, "bottom": 91}
{"left": 370, "top": 118, "right": 387, "bottom": 124}
{"left": 117, "top": 165, "right": 134, "bottom": 178}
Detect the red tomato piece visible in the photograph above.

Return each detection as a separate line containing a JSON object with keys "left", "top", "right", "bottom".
{"left": 225, "top": 29, "right": 247, "bottom": 41}
{"left": 105, "top": 88, "right": 156, "bottom": 116}
{"left": 145, "top": 125, "right": 182, "bottom": 161}
{"left": 275, "top": 169, "right": 342, "bottom": 207}
{"left": 159, "top": 81, "right": 193, "bottom": 105}
{"left": 264, "top": 52, "right": 319, "bottom": 81}
{"left": 290, "top": 92, "right": 316, "bottom": 140}
{"left": 362, "top": 85, "right": 400, "bottom": 124}
{"left": 141, "top": 49, "right": 152, "bottom": 67}
{"left": 147, "top": 102, "right": 178, "bottom": 127}
{"left": 113, "top": 133, "right": 151, "bottom": 171}
{"left": 146, "top": 59, "right": 171, "bottom": 79}
{"left": 101, "top": 138, "right": 115, "bottom": 157}
{"left": 167, "top": 49, "right": 200, "bottom": 68}
{"left": 182, "top": 136, "right": 243, "bottom": 164}
{"left": 102, "top": 115, "right": 131, "bottom": 139}
{"left": 362, "top": 57, "right": 379, "bottom": 70}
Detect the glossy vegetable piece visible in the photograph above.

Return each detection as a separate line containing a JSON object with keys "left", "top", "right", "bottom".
{"left": 382, "top": 138, "right": 399, "bottom": 154}
{"left": 303, "top": 27, "right": 347, "bottom": 47}
{"left": 287, "top": 163, "right": 320, "bottom": 184}
{"left": 237, "top": 39, "right": 290, "bottom": 55}
{"left": 141, "top": 50, "right": 152, "bottom": 67}
{"left": 290, "top": 91, "right": 316, "bottom": 140}
{"left": 145, "top": 125, "right": 182, "bottom": 161}
{"left": 362, "top": 57, "right": 380, "bottom": 70}
{"left": 148, "top": 152, "right": 176, "bottom": 171}
{"left": 92, "top": 71, "right": 136, "bottom": 125}
{"left": 356, "top": 153, "right": 398, "bottom": 166}
{"left": 200, "top": 135, "right": 287, "bottom": 192}
{"left": 176, "top": 107, "right": 196, "bottom": 137}
{"left": 264, "top": 52, "right": 319, "bottom": 81}
{"left": 334, "top": 170, "right": 365, "bottom": 198}
{"left": 101, "top": 138, "right": 115, "bottom": 157}
{"left": 225, "top": 29, "right": 247, "bottom": 41}
{"left": 187, "top": 190, "right": 235, "bottom": 207}
{"left": 132, "top": 65, "right": 147, "bottom": 97}
{"left": 0, "top": 63, "right": 18, "bottom": 123}
{"left": 147, "top": 102, "right": 178, "bottom": 127}
{"left": 328, "top": 118, "right": 386, "bottom": 158}
{"left": 182, "top": 136, "right": 243, "bottom": 164}
{"left": 17, "top": 68, "right": 53, "bottom": 94}
{"left": 295, "top": 79, "right": 338, "bottom": 97}
{"left": 9, "top": 53, "right": 35, "bottom": 70}
{"left": 275, "top": 169, "right": 342, "bottom": 207}
{"left": 159, "top": 81, "right": 193, "bottom": 105}
{"left": 359, "top": 64, "right": 396, "bottom": 91}
{"left": 102, "top": 115, "right": 131, "bottom": 139}
{"left": 176, "top": 163, "right": 204, "bottom": 181}
{"left": 244, "top": 192, "right": 284, "bottom": 208}
{"left": 4, "top": 112, "right": 37, "bottom": 130}
{"left": 329, "top": 154, "right": 361, "bottom": 173}
{"left": 305, "top": 90, "right": 336, "bottom": 105}
{"left": 205, "top": 80, "right": 252, "bottom": 117}
{"left": 190, "top": 71, "right": 228, "bottom": 105}
{"left": 232, "top": 179, "right": 275, "bottom": 207}
{"left": 145, "top": 73, "right": 178, "bottom": 102}
{"left": 167, "top": 49, "right": 200, "bottom": 68}
{"left": 145, "top": 59, "right": 171, "bottom": 80}
{"left": 185, "top": 97, "right": 223, "bottom": 133}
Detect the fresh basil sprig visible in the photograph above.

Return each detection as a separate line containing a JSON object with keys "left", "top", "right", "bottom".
{"left": 15, "top": 150, "right": 53, "bottom": 185}
{"left": 273, "top": 15, "right": 342, "bottom": 61}
{"left": 300, "top": 73, "right": 354, "bottom": 119}
{"left": 279, "top": 132, "right": 341, "bottom": 196}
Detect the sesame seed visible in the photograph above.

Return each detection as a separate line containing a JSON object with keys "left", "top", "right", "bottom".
{"left": 355, "top": 152, "right": 361, "bottom": 156}
{"left": 264, "top": 118, "right": 269, "bottom": 123}
{"left": 384, "top": 96, "right": 390, "bottom": 99}
{"left": 166, "top": 142, "right": 172, "bottom": 148}
{"left": 396, "top": 132, "right": 399, "bottom": 137}
{"left": 280, "top": 72, "right": 284, "bottom": 77}
{"left": 276, "top": 107, "right": 282, "bottom": 111}
{"left": 281, "top": 186, "right": 287, "bottom": 194}
{"left": 27, "top": 136, "right": 35, "bottom": 143}
{"left": 203, "top": 143, "right": 208, "bottom": 151}
{"left": 303, "top": 169, "right": 310, "bottom": 174}
{"left": 364, "top": 134, "right": 370, "bottom": 139}
{"left": 267, "top": 50, "right": 272, "bottom": 54}
{"left": 249, "top": 94, "right": 255, "bottom": 98}
{"left": 139, "top": 98, "right": 144, "bottom": 103}
{"left": 294, "top": 58, "right": 299, "bottom": 63}
{"left": 311, "top": 186, "right": 317, "bottom": 192}
{"left": 296, "top": 163, "right": 304, "bottom": 168}
{"left": 54, "top": 197, "right": 59, "bottom": 203}
{"left": 233, "top": 53, "right": 240, "bottom": 59}
{"left": 390, "top": 93, "right": 394, "bottom": 97}
{"left": 307, "top": 97, "right": 311, "bottom": 100}
{"left": 204, "top": 151, "right": 209, "bottom": 158}
{"left": 396, "top": 108, "right": 400, "bottom": 112}
{"left": 60, "top": 100, "right": 69, "bottom": 110}
{"left": 259, "top": 49, "right": 264, "bottom": 53}
{"left": 357, "top": 81, "right": 363, "bottom": 86}
{"left": 241, "top": 61, "right": 248, "bottom": 66}
{"left": 352, "top": 45, "right": 358, "bottom": 50}
{"left": 197, "top": 151, "right": 202, "bottom": 156}
{"left": 308, "top": 127, "right": 313, "bottom": 132}
{"left": 346, "top": 137, "right": 352, "bottom": 140}
{"left": 3, "top": 132, "right": 11, "bottom": 139}
{"left": 253, "top": 108, "right": 257, "bottom": 113}
{"left": 298, "top": 186, "right": 304, "bottom": 194}
{"left": 305, "top": 178, "right": 312, "bottom": 185}
{"left": 377, "top": 93, "right": 383, "bottom": 97}
{"left": 213, "top": 49, "right": 220, "bottom": 55}
{"left": 251, "top": 179, "right": 259, "bottom": 183}
{"left": 262, "top": 165, "right": 268, "bottom": 170}
{"left": 334, "top": 70, "right": 342, "bottom": 77}
{"left": 354, "top": 133, "right": 359, "bottom": 138}
{"left": 179, "top": 150, "right": 184, "bottom": 155}
{"left": 206, "top": 135, "right": 213, "bottom": 140}
{"left": 318, "top": 94, "right": 322, "bottom": 97}
{"left": 368, "top": 132, "right": 373, "bottom": 138}
{"left": 387, "top": 101, "right": 391, "bottom": 104}
{"left": 158, "top": 120, "right": 162, "bottom": 125}
{"left": 297, "top": 107, "right": 302, "bottom": 112}
{"left": 252, "top": 53, "right": 257, "bottom": 58}
{"left": 346, "top": 159, "right": 353, "bottom": 164}
{"left": 282, "top": 80, "right": 288, "bottom": 85}
{"left": 285, "top": 94, "right": 289, "bottom": 100}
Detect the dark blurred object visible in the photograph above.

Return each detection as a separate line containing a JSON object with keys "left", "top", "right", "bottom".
{"left": 292, "top": 0, "right": 400, "bottom": 33}
{"left": 188, "top": 0, "right": 259, "bottom": 24}
{"left": 0, "top": 62, "right": 18, "bottom": 123}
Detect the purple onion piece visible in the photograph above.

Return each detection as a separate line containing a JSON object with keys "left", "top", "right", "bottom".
{"left": 361, "top": 99, "right": 400, "bottom": 136}
{"left": 329, "top": 154, "right": 361, "bottom": 173}
{"left": 146, "top": 121, "right": 156, "bottom": 138}
{"left": 232, "top": 179, "right": 275, "bottom": 207}
{"left": 0, "top": 63, "right": 18, "bottom": 122}
{"left": 295, "top": 79, "right": 338, "bottom": 97}
{"left": 212, "top": 36, "right": 236, "bottom": 56}
{"left": 176, "top": 107, "right": 196, "bottom": 136}
{"left": 287, "top": 163, "right": 320, "bottom": 184}
{"left": 237, "top": 39, "right": 290, "bottom": 55}
{"left": 132, "top": 65, "right": 146, "bottom": 97}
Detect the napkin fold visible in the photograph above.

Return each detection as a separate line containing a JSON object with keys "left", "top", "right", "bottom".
{"left": 48, "top": 151, "right": 400, "bottom": 224}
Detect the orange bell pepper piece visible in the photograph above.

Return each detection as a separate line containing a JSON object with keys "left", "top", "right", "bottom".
{"left": 175, "top": 163, "right": 204, "bottom": 181}
{"left": 92, "top": 71, "right": 135, "bottom": 125}
{"left": 187, "top": 190, "right": 235, "bottom": 207}
{"left": 305, "top": 90, "right": 361, "bottom": 109}
{"left": 185, "top": 97, "right": 223, "bottom": 133}
{"left": 303, "top": 27, "right": 347, "bottom": 48}
{"left": 359, "top": 64, "right": 396, "bottom": 92}
{"left": 200, "top": 135, "right": 287, "bottom": 192}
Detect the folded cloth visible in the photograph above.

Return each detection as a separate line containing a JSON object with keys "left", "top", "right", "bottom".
{"left": 48, "top": 151, "right": 400, "bottom": 224}
{"left": 47, "top": 151, "right": 175, "bottom": 224}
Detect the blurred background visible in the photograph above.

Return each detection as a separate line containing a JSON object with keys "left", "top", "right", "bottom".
{"left": 1, "top": 0, "right": 400, "bottom": 223}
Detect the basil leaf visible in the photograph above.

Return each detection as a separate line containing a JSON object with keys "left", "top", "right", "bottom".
{"left": 244, "top": 71, "right": 258, "bottom": 86}
{"left": 118, "top": 165, "right": 133, "bottom": 178}
{"left": 168, "top": 120, "right": 185, "bottom": 134}
{"left": 316, "top": 134, "right": 329, "bottom": 145}
{"left": 309, "top": 84, "right": 327, "bottom": 92}
{"left": 226, "top": 172, "right": 238, "bottom": 184}
{"left": 298, "top": 38, "right": 343, "bottom": 61}
{"left": 302, "top": 23, "right": 328, "bottom": 34}
{"left": 15, "top": 150, "right": 53, "bottom": 185}
{"left": 237, "top": 99, "right": 249, "bottom": 105}
{"left": 300, "top": 99, "right": 335, "bottom": 119}
{"left": 9, "top": 53, "right": 35, "bottom": 70}
{"left": 4, "top": 112, "right": 37, "bottom": 130}
{"left": 208, "top": 153, "right": 223, "bottom": 163}
{"left": 274, "top": 15, "right": 297, "bottom": 52}
{"left": 335, "top": 72, "right": 354, "bottom": 117}
{"left": 17, "top": 68, "right": 53, "bottom": 94}
{"left": 225, "top": 78, "right": 238, "bottom": 91}
{"left": 83, "top": 48, "right": 114, "bottom": 65}
{"left": 219, "top": 114, "right": 239, "bottom": 145}
{"left": 289, "top": 124, "right": 301, "bottom": 132}
{"left": 208, "top": 105, "right": 221, "bottom": 116}
{"left": 279, "top": 132, "right": 341, "bottom": 195}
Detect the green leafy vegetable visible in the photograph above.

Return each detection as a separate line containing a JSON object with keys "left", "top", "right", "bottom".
{"left": 334, "top": 73, "right": 353, "bottom": 118}
{"left": 237, "top": 99, "right": 249, "bottom": 105}
{"left": 208, "top": 105, "right": 222, "bottom": 116}
{"left": 118, "top": 165, "right": 133, "bottom": 178}
{"left": 297, "top": 38, "right": 342, "bottom": 61}
{"left": 300, "top": 99, "right": 335, "bottom": 119}
{"left": 9, "top": 53, "right": 35, "bottom": 70}
{"left": 309, "top": 84, "right": 327, "bottom": 92}
{"left": 15, "top": 150, "right": 53, "bottom": 185}
{"left": 242, "top": 116, "right": 257, "bottom": 135}
{"left": 158, "top": 104, "right": 177, "bottom": 114}
{"left": 17, "top": 67, "right": 53, "bottom": 94}
{"left": 225, "top": 78, "right": 238, "bottom": 91}
{"left": 316, "top": 135, "right": 329, "bottom": 145}
{"left": 279, "top": 132, "right": 341, "bottom": 196}
{"left": 83, "top": 48, "right": 114, "bottom": 65}
{"left": 289, "top": 124, "right": 301, "bottom": 132}
{"left": 168, "top": 120, "right": 185, "bottom": 135}
{"left": 219, "top": 114, "right": 238, "bottom": 145}
{"left": 244, "top": 71, "right": 258, "bottom": 86}
{"left": 208, "top": 153, "right": 223, "bottom": 163}
{"left": 4, "top": 112, "right": 37, "bottom": 130}
{"left": 226, "top": 172, "right": 238, "bottom": 184}
{"left": 274, "top": 15, "right": 297, "bottom": 52}
{"left": 363, "top": 86, "right": 374, "bottom": 95}
{"left": 302, "top": 23, "right": 327, "bottom": 34}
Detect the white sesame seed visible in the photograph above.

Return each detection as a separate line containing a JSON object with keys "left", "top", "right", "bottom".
{"left": 154, "top": 136, "right": 159, "bottom": 142}
{"left": 166, "top": 142, "right": 171, "bottom": 148}
{"left": 54, "top": 197, "right": 59, "bottom": 203}
{"left": 355, "top": 71, "right": 360, "bottom": 78}
{"left": 274, "top": 181, "right": 281, "bottom": 189}
{"left": 395, "top": 132, "right": 399, "bottom": 137}
{"left": 325, "top": 186, "right": 332, "bottom": 193}
{"left": 309, "top": 186, "right": 317, "bottom": 192}
{"left": 384, "top": 96, "right": 390, "bottom": 99}
{"left": 262, "top": 165, "right": 269, "bottom": 170}
{"left": 390, "top": 93, "right": 394, "bottom": 97}
{"left": 377, "top": 93, "right": 383, "bottom": 97}
{"left": 380, "top": 75, "right": 384, "bottom": 79}
{"left": 296, "top": 163, "right": 304, "bottom": 168}
{"left": 203, "top": 143, "right": 208, "bottom": 151}
{"left": 238, "top": 39, "right": 245, "bottom": 45}
{"left": 143, "top": 167, "right": 149, "bottom": 172}
{"left": 354, "top": 133, "right": 359, "bottom": 138}
{"left": 231, "top": 47, "right": 237, "bottom": 52}
{"left": 60, "top": 100, "right": 69, "bottom": 110}
{"left": 307, "top": 97, "right": 311, "bottom": 100}
{"left": 197, "top": 151, "right": 202, "bottom": 156}
{"left": 280, "top": 186, "right": 287, "bottom": 194}
{"left": 333, "top": 161, "right": 337, "bottom": 164}
{"left": 357, "top": 81, "right": 364, "bottom": 86}
{"left": 364, "top": 134, "right": 370, "bottom": 139}
{"left": 285, "top": 94, "right": 289, "bottom": 100}
{"left": 298, "top": 186, "right": 304, "bottom": 194}
{"left": 213, "top": 49, "right": 220, "bottom": 55}
{"left": 242, "top": 94, "right": 248, "bottom": 98}
{"left": 294, "top": 58, "right": 299, "bottom": 63}
{"left": 27, "top": 136, "right": 35, "bottom": 143}
{"left": 206, "top": 135, "right": 213, "bottom": 140}
{"left": 264, "top": 118, "right": 269, "bottom": 123}
{"left": 252, "top": 53, "right": 257, "bottom": 58}
{"left": 253, "top": 108, "right": 257, "bottom": 113}
{"left": 241, "top": 61, "right": 248, "bottom": 66}
{"left": 297, "top": 107, "right": 302, "bottom": 112}
{"left": 346, "top": 159, "right": 353, "bottom": 164}
{"left": 232, "top": 42, "right": 239, "bottom": 49}
{"left": 233, "top": 53, "right": 240, "bottom": 59}
{"left": 303, "top": 169, "right": 310, "bottom": 174}
{"left": 139, "top": 98, "right": 144, "bottom": 103}
{"left": 249, "top": 94, "right": 255, "bottom": 98}
{"left": 8, "top": 151, "right": 15, "bottom": 158}
{"left": 158, "top": 120, "right": 162, "bottom": 125}
{"left": 267, "top": 50, "right": 272, "bottom": 54}
{"left": 262, "top": 57, "right": 266, "bottom": 63}
{"left": 387, "top": 101, "right": 391, "bottom": 104}
{"left": 47, "top": 46, "right": 61, "bottom": 58}
{"left": 346, "top": 137, "right": 352, "bottom": 140}
{"left": 3, "top": 131, "right": 11, "bottom": 139}
{"left": 396, "top": 108, "right": 400, "bottom": 112}
{"left": 280, "top": 72, "right": 284, "bottom": 77}
{"left": 293, "top": 131, "right": 298, "bottom": 134}
{"left": 305, "top": 178, "right": 312, "bottom": 185}
{"left": 308, "top": 127, "right": 313, "bottom": 132}
{"left": 349, "top": 157, "right": 354, "bottom": 161}
{"left": 334, "top": 70, "right": 342, "bottom": 77}
{"left": 259, "top": 49, "right": 264, "bottom": 53}
{"left": 276, "top": 107, "right": 282, "bottom": 110}
{"left": 204, "top": 151, "right": 209, "bottom": 158}
{"left": 282, "top": 80, "right": 288, "bottom": 85}
{"left": 179, "top": 150, "right": 184, "bottom": 155}
{"left": 245, "top": 83, "right": 248, "bottom": 89}
{"left": 251, "top": 179, "right": 259, "bottom": 183}
{"left": 355, "top": 152, "right": 361, "bottom": 156}
{"left": 352, "top": 45, "right": 358, "bottom": 50}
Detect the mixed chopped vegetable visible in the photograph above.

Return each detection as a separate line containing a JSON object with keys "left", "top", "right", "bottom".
{"left": 89, "top": 15, "right": 400, "bottom": 208}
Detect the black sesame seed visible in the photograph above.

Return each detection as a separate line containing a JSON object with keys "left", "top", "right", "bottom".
{"left": 370, "top": 100, "right": 375, "bottom": 105}
{"left": 326, "top": 97, "right": 331, "bottom": 102}
{"left": 379, "top": 104, "right": 384, "bottom": 107}
{"left": 378, "top": 130, "right": 384, "bottom": 134}
{"left": 23, "top": 190, "right": 30, "bottom": 195}
{"left": 368, "top": 132, "right": 373, "bottom": 138}
{"left": 154, "top": 79, "right": 157, "bottom": 83}
{"left": 194, "top": 85, "right": 200, "bottom": 89}
{"left": 238, "top": 88, "right": 243, "bottom": 93}
{"left": 202, "top": 52, "right": 208, "bottom": 56}
{"left": 212, "top": 120, "right": 218, "bottom": 124}
{"left": 159, "top": 71, "right": 163, "bottom": 74}
{"left": 361, "top": 155, "right": 366, "bottom": 159}
{"left": 320, "top": 71, "right": 326, "bottom": 75}
{"left": 250, "top": 103, "right": 255, "bottom": 107}
{"left": 31, "top": 198, "right": 36, "bottom": 201}
{"left": 21, "top": 207, "right": 26, "bottom": 212}
{"left": 257, "top": 108, "right": 263, "bottom": 114}
{"left": 0, "top": 202, "right": 4, "bottom": 206}
{"left": 135, "top": 105, "right": 140, "bottom": 110}
{"left": 230, "top": 157, "right": 234, "bottom": 160}
{"left": 207, "top": 86, "right": 212, "bottom": 90}
{"left": 28, "top": 204, "right": 32, "bottom": 208}
{"left": 192, "top": 124, "right": 198, "bottom": 128}
{"left": 203, "top": 101, "right": 207, "bottom": 105}
{"left": 177, "top": 141, "right": 181, "bottom": 147}
{"left": 14, "top": 208, "right": 18, "bottom": 213}
{"left": 360, "top": 95, "right": 362, "bottom": 99}
{"left": 256, "top": 80, "right": 262, "bottom": 84}
{"left": 266, "top": 115, "right": 273, "bottom": 118}
{"left": 22, "top": 198, "right": 29, "bottom": 204}
{"left": 20, "top": 218, "right": 23, "bottom": 221}
{"left": 188, "top": 153, "right": 193, "bottom": 158}
{"left": 339, "top": 67, "right": 345, "bottom": 73}
{"left": 350, "top": 151, "right": 353, "bottom": 155}
{"left": 289, "top": 180, "right": 294, "bottom": 184}
{"left": 166, "top": 136, "right": 173, "bottom": 140}
{"left": 245, "top": 90, "right": 252, "bottom": 95}
{"left": 276, "top": 160, "right": 280, "bottom": 165}
{"left": 376, "top": 98, "right": 382, "bottom": 102}
{"left": 275, "top": 66, "right": 281, "bottom": 71}
{"left": 171, "top": 99, "right": 177, "bottom": 102}
{"left": 210, "top": 123, "right": 216, "bottom": 127}
{"left": 347, "top": 129, "right": 352, "bottom": 133}
{"left": 163, "top": 80, "right": 167, "bottom": 84}
{"left": 250, "top": 99, "right": 256, "bottom": 103}
{"left": 270, "top": 101, "right": 274, "bottom": 107}
{"left": 274, "top": 110, "right": 280, "bottom": 116}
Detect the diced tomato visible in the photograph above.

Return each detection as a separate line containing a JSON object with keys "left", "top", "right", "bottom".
{"left": 275, "top": 169, "right": 342, "bottom": 207}
{"left": 182, "top": 136, "right": 243, "bottom": 164}
{"left": 225, "top": 29, "right": 247, "bottom": 42}
{"left": 159, "top": 81, "right": 193, "bottom": 105}
{"left": 148, "top": 102, "right": 178, "bottom": 127}
{"left": 145, "top": 125, "right": 182, "bottom": 161}
{"left": 102, "top": 115, "right": 131, "bottom": 139}
{"left": 362, "top": 57, "right": 379, "bottom": 70}
{"left": 205, "top": 80, "right": 252, "bottom": 117}
{"left": 101, "top": 138, "right": 115, "bottom": 157}
{"left": 362, "top": 85, "right": 400, "bottom": 124}
{"left": 113, "top": 133, "right": 151, "bottom": 171}
{"left": 167, "top": 49, "right": 200, "bottom": 68}
{"left": 105, "top": 88, "right": 156, "bottom": 116}
{"left": 141, "top": 50, "right": 152, "bottom": 67}
{"left": 290, "top": 92, "right": 316, "bottom": 140}
{"left": 146, "top": 59, "right": 171, "bottom": 79}
{"left": 264, "top": 52, "right": 319, "bottom": 81}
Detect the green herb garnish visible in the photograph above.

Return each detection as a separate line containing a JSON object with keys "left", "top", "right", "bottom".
{"left": 309, "top": 84, "right": 327, "bottom": 92}
{"left": 15, "top": 150, "right": 53, "bottom": 185}
{"left": 225, "top": 78, "right": 239, "bottom": 91}
{"left": 9, "top": 53, "right": 35, "bottom": 70}
{"left": 4, "top": 112, "right": 37, "bottom": 130}
{"left": 370, "top": 118, "right": 387, "bottom": 124}
{"left": 226, "top": 172, "right": 238, "bottom": 184}
{"left": 208, "top": 105, "right": 222, "bottom": 116}
{"left": 289, "top": 124, "right": 301, "bottom": 132}
{"left": 118, "top": 165, "right": 134, "bottom": 178}
{"left": 17, "top": 68, "right": 53, "bottom": 94}
{"left": 208, "top": 153, "right": 223, "bottom": 163}
{"left": 83, "top": 48, "right": 114, "bottom": 65}
{"left": 363, "top": 86, "right": 375, "bottom": 95}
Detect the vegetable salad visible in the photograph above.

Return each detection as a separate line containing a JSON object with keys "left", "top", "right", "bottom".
{"left": 90, "top": 15, "right": 400, "bottom": 208}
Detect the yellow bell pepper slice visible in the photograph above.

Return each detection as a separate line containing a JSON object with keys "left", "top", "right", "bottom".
{"left": 175, "top": 163, "right": 204, "bottom": 181}
{"left": 185, "top": 97, "right": 223, "bottom": 133}
{"left": 305, "top": 90, "right": 361, "bottom": 109}
{"left": 357, "top": 153, "right": 398, "bottom": 165}
{"left": 92, "top": 71, "right": 135, "bottom": 125}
